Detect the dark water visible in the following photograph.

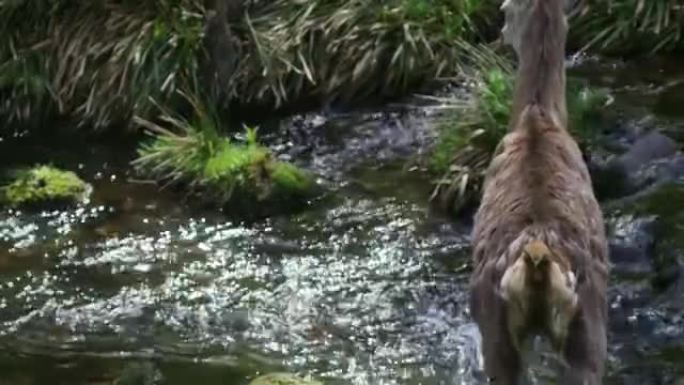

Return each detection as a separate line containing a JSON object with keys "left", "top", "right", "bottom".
{"left": 0, "top": 57, "right": 683, "bottom": 385}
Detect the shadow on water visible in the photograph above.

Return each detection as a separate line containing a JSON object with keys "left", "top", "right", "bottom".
{"left": 0, "top": 56, "right": 683, "bottom": 385}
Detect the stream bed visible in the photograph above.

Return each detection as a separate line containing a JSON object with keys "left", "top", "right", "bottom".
{"left": 0, "top": 57, "right": 683, "bottom": 385}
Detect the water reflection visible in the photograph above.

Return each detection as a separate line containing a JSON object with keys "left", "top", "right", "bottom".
{"left": 0, "top": 169, "right": 482, "bottom": 385}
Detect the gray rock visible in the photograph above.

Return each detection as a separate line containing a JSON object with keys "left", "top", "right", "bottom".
{"left": 630, "top": 154, "right": 684, "bottom": 188}
{"left": 616, "top": 131, "right": 678, "bottom": 172}
{"left": 596, "top": 131, "right": 682, "bottom": 198}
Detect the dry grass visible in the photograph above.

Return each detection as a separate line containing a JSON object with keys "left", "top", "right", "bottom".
{"left": 1, "top": 0, "right": 494, "bottom": 130}
{"left": 571, "top": 0, "right": 684, "bottom": 53}
{"left": 231, "top": 0, "right": 492, "bottom": 106}
{"left": 1, "top": 0, "right": 205, "bottom": 129}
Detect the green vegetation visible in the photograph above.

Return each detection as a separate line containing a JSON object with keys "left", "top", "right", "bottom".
{"left": 1, "top": 0, "right": 678, "bottom": 132}
{"left": 1, "top": 166, "right": 90, "bottom": 208}
{"left": 236, "top": 0, "right": 493, "bottom": 106}
{"left": 1, "top": 0, "right": 678, "bottom": 215}
{"left": 429, "top": 65, "right": 513, "bottom": 176}
{"left": 572, "top": 0, "right": 684, "bottom": 53}
{"left": 133, "top": 95, "right": 314, "bottom": 209}
{"left": 1, "top": 0, "right": 496, "bottom": 131}
{"left": 0, "top": 0, "right": 205, "bottom": 129}
{"left": 429, "top": 58, "right": 610, "bottom": 213}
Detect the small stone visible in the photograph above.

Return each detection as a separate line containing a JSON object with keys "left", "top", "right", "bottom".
{"left": 616, "top": 131, "right": 678, "bottom": 173}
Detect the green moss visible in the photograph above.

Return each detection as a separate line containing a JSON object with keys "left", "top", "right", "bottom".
{"left": 270, "top": 162, "right": 314, "bottom": 193}
{"left": 203, "top": 142, "right": 269, "bottom": 182}
{"left": 429, "top": 128, "right": 469, "bottom": 176}
{"left": 1, "top": 166, "right": 90, "bottom": 208}
{"left": 567, "top": 81, "right": 611, "bottom": 148}
{"left": 249, "top": 373, "right": 323, "bottom": 385}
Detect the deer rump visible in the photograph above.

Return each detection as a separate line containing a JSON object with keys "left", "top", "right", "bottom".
{"left": 468, "top": 1, "right": 609, "bottom": 385}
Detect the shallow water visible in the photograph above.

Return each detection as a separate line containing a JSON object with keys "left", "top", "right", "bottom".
{"left": 1, "top": 58, "right": 683, "bottom": 385}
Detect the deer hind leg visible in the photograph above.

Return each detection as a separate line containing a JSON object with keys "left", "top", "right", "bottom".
{"left": 473, "top": 284, "right": 524, "bottom": 385}
{"left": 558, "top": 306, "right": 607, "bottom": 385}
{"left": 480, "top": 309, "right": 527, "bottom": 385}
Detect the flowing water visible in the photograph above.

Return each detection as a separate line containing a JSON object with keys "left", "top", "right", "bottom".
{"left": 0, "top": 58, "right": 683, "bottom": 385}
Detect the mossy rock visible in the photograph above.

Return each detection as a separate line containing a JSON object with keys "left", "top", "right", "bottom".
{"left": 201, "top": 141, "right": 315, "bottom": 207}
{"left": 136, "top": 129, "right": 316, "bottom": 218}
{"left": 267, "top": 161, "right": 314, "bottom": 196}
{"left": 0, "top": 166, "right": 91, "bottom": 208}
{"left": 249, "top": 373, "right": 323, "bottom": 385}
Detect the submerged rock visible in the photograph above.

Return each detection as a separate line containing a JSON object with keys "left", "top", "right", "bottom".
{"left": 135, "top": 127, "right": 317, "bottom": 218}
{"left": 593, "top": 130, "right": 683, "bottom": 199}
{"left": 114, "top": 361, "right": 163, "bottom": 385}
{"left": 616, "top": 131, "right": 678, "bottom": 172}
{"left": 655, "top": 82, "right": 684, "bottom": 119}
{"left": 249, "top": 373, "right": 323, "bottom": 385}
{"left": 0, "top": 165, "right": 90, "bottom": 208}
{"left": 608, "top": 183, "right": 684, "bottom": 291}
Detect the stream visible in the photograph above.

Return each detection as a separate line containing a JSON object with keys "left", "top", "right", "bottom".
{"left": 0, "top": 57, "right": 682, "bottom": 385}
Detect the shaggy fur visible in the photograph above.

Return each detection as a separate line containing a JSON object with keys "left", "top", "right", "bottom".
{"left": 469, "top": 0, "right": 609, "bottom": 384}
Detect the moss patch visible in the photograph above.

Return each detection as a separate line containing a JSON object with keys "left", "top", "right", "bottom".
{"left": 1, "top": 166, "right": 90, "bottom": 208}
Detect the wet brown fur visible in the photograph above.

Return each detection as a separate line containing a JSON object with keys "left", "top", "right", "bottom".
{"left": 469, "top": 0, "right": 609, "bottom": 384}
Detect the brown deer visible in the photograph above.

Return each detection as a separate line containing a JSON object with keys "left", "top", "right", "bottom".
{"left": 469, "top": 0, "right": 609, "bottom": 384}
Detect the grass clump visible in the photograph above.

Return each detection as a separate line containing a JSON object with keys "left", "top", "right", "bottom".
{"left": 0, "top": 0, "right": 205, "bottom": 129}
{"left": 133, "top": 97, "right": 314, "bottom": 211}
{"left": 571, "top": 0, "right": 684, "bottom": 53}
{"left": 0, "top": 165, "right": 90, "bottom": 208}
{"left": 429, "top": 57, "right": 610, "bottom": 213}
{"left": 200, "top": 0, "right": 491, "bottom": 107}
{"left": 1, "top": 0, "right": 496, "bottom": 131}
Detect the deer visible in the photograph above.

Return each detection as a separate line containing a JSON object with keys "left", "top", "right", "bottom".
{"left": 468, "top": 0, "right": 609, "bottom": 384}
